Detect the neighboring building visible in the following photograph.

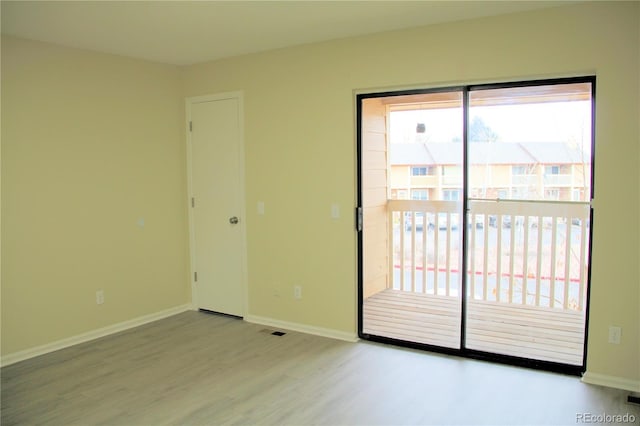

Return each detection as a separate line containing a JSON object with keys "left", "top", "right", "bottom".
{"left": 389, "top": 142, "right": 590, "bottom": 202}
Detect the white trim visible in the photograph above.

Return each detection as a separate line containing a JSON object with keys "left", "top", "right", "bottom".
{"left": 1, "top": 304, "right": 191, "bottom": 367}
{"left": 237, "top": 94, "right": 249, "bottom": 318}
{"left": 582, "top": 372, "right": 640, "bottom": 392}
{"left": 245, "top": 314, "right": 359, "bottom": 343}
{"left": 185, "top": 97, "right": 197, "bottom": 309}
{"left": 187, "top": 91, "right": 242, "bottom": 105}
{"left": 185, "top": 91, "right": 248, "bottom": 317}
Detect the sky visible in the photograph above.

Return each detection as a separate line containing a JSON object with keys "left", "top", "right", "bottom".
{"left": 389, "top": 100, "right": 592, "bottom": 150}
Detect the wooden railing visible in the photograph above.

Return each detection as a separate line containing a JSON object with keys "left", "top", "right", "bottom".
{"left": 389, "top": 199, "right": 461, "bottom": 297}
{"left": 389, "top": 199, "right": 590, "bottom": 311}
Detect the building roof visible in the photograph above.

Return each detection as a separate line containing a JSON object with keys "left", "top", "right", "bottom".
{"left": 389, "top": 142, "right": 587, "bottom": 166}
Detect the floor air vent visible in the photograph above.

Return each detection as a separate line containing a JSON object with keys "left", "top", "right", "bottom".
{"left": 259, "top": 329, "right": 287, "bottom": 336}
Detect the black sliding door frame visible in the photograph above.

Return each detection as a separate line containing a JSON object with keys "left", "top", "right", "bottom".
{"left": 357, "top": 76, "right": 596, "bottom": 376}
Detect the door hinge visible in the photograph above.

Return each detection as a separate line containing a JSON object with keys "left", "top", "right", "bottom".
{"left": 194, "top": 272, "right": 198, "bottom": 282}
{"left": 189, "top": 121, "right": 193, "bottom": 132}
{"left": 356, "top": 206, "right": 363, "bottom": 232}
{"left": 191, "top": 197, "right": 195, "bottom": 208}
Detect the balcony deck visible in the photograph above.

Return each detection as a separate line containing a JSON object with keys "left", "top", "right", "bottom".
{"left": 363, "top": 289, "right": 585, "bottom": 365}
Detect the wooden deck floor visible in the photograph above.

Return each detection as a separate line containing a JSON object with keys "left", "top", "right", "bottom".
{"left": 363, "top": 289, "right": 585, "bottom": 365}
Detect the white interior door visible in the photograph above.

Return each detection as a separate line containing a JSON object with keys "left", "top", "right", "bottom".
{"left": 188, "top": 94, "right": 245, "bottom": 317}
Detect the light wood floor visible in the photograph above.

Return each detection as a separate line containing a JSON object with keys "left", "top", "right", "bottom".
{"left": 364, "top": 289, "right": 585, "bottom": 365}
{"left": 2, "top": 311, "right": 637, "bottom": 425}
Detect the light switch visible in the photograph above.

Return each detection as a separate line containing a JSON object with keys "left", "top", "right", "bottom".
{"left": 257, "top": 201, "right": 265, "bottom": 215}
{"left": 331, "top": 203, "right": 340, "bottom": 219}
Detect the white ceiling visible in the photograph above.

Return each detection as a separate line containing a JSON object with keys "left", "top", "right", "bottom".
{"left": 1, "top": 1, "right": 571, "bottom": 66}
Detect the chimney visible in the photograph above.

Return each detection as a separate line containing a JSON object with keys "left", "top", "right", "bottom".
{"left": 415, "top": 123, "right": 427, "bottom": 143}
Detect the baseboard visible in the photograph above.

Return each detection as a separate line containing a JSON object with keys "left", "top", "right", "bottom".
{"left": 1, "top": 304, "right": 191, "bottom": 367}
{"left": 582, "top": 372, "right": 640, "bottom": 392}
{"left": 244, "top": 314, "right": 358, "bottom": 343}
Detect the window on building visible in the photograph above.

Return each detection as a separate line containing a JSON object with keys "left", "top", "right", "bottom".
{"left": 545, "top": 165, "right": 560, "bottom": 175}
{"left": 512, "top": 165, "right": 527, "bottom": 175}
{"left": 411, "top": 190, "right": 428, "bottom": 200}
{"left": 443, "top": 189, "right": 461, "bottom": 201}
{"left": 411, "top": 166, "right": 433, "bottom": 176}
{"left": 545, "top": 189, "right": 560, "bottom": 200}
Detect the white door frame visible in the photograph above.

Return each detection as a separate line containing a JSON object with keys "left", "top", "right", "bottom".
{"left": 185, "top": 91, "right": 248, "bottom": 315}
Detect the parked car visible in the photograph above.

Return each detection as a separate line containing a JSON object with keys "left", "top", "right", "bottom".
{"left": 571, "top": 217, "right": 590, "bottom": 227}
{"left": 501, "top": 215, "right": 521, "bottom": 228}
{"left": 469, "top": 214, "right": 487, "bottom": 228}
{"left": 501, "top": 215, "right": 548, "bottom": 228}
{"left": 428, "top": 212, "right": 459, "bottom": 230}
{"left": 404, "top": 212, "right": 459, "bottom": 231}
{"left": 404, "top": 212, "right": 426, "bottom": 231}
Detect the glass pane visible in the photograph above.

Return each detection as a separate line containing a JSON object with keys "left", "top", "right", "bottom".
{"left": 468, "top": 83, "right": 592, "bottom": 202}
{"left": 466, "top": 82, "right": 592, "bottom": 365}
{"left": 362, "top": 91, "right": 463, "bottom": 350}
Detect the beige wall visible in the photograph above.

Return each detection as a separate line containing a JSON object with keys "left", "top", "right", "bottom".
{"left": 183, "top": 2, "right": 639, "bottom": 382}
{"left": 1, "top": 37, "right": 189, "bottom": 355}
{"left": 1, "top": 1, "right": 638, "bottom": 386}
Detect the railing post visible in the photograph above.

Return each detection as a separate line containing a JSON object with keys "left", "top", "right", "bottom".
{"left": 563, "top": 222, "right": 573, "bottom": 309}
{"left": 579, "top": 220, "right": 588, "bottom": 311}
{"left": 509, "top": 215, "right": 516, "bottom": 304}
{"left": 482, "top": 214, "right": 490, "bottom": 302}
{"left": 433, "top": 214, "right": 440, "bottom": 295}
{"left": 422, "top": 218, "right": 428, "bottom": 294}
{"left": 550, "top": 217, "right": 558, "bottom": 308}
{"left": 496, "top": 217, "right": 503, "bottom": 303}
{"left": 535, "top": 215, "right": 544, "bottom": 307}
{"left": 389, "top": 207, "right": 396, "bottom": 291}
{"left": 469, "top": 212, "right": 477, "bottom": 300}
{"left": 399, "top": 211, "right": 405, "bottom": 291}
{"left": 522, "top": 216, "right": 530, "bottom": 305}
{"left": 410, "top": 211, "right": 417, "bottom": 293}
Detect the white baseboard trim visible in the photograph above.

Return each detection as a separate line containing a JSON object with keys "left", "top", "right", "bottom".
{"left": 244, "top": 314, "right": 359, "bottom": 343}
{"left": 582, "top": 372, "right": 640, "bottom": 392}
{"left": 1, "top": 304, "right": 191, "bottom": 367}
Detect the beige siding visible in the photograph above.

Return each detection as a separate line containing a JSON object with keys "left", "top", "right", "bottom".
{"left": 362, "top": 98, "right": 388, "bottom": 298}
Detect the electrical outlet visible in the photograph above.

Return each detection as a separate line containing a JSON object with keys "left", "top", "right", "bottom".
{"left": 96, "top": 290, "right": 104, "bottom": 305}
{"left": 608, "top": 326, "right": 621, "bottom": 344}
{"left": 294, "top": 285, "right": 302, "bottom": 299}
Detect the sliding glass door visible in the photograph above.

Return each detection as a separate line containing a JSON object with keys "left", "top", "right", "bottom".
{"left": 360, "top": 90, "right": 464, "bottom": 349}
{"left": 465, "top": 81, "right": 593, "bottom": 366}
{"left": 358, "top": 77, "right": 594, "bottom": 372}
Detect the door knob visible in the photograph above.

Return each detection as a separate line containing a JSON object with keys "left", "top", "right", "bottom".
{"left": 229, "top": 216, "right": 239, "bottom": 224}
